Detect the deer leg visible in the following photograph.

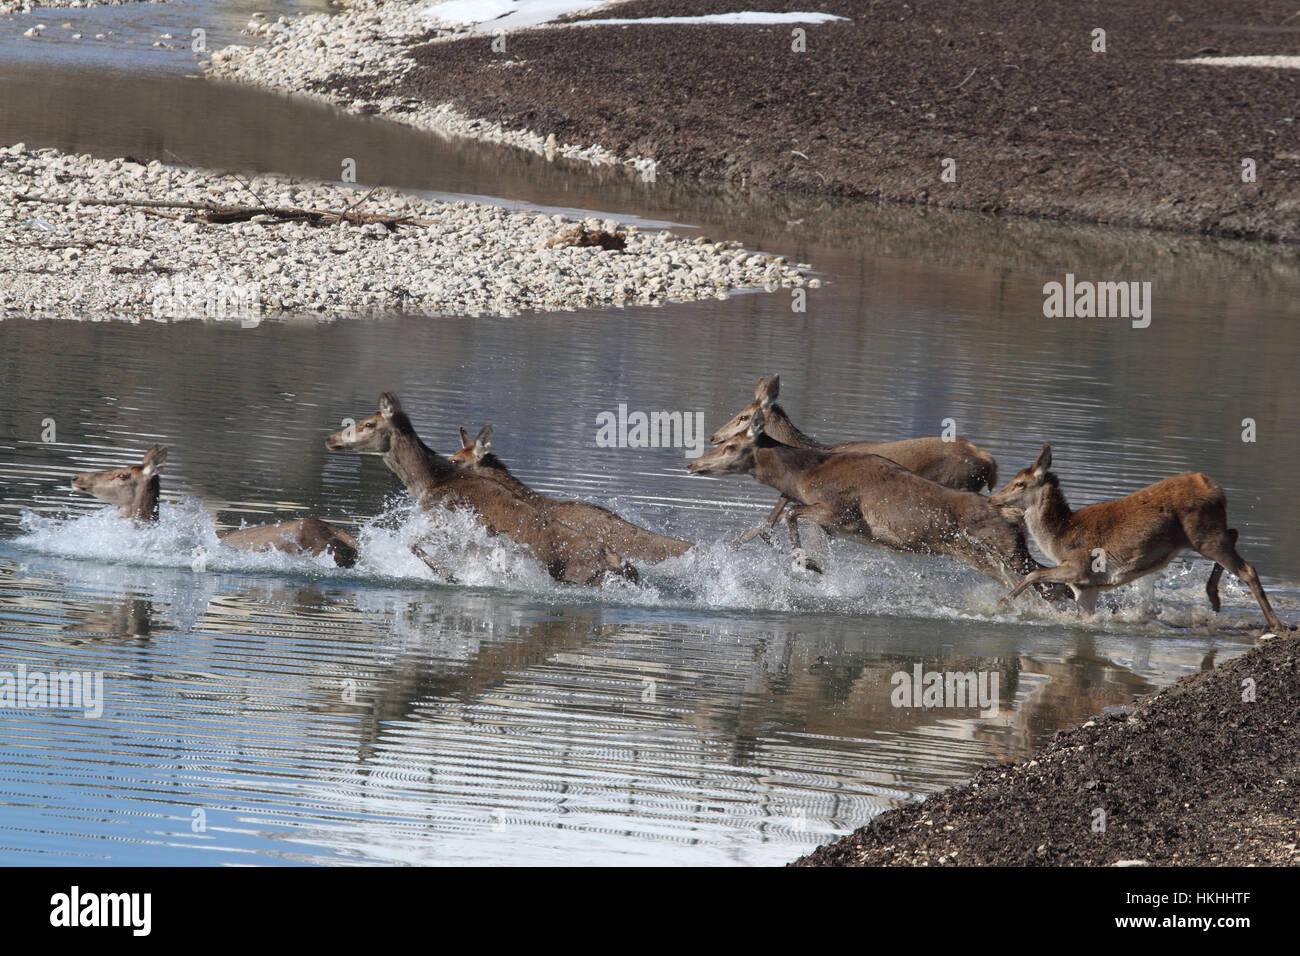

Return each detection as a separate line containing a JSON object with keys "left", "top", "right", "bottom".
{"left": 967, "top": 518, "right": 1072, "bottom": 602}
{"left": 1195, "top": 530, "right": 1288, "bottom": 633}
{"left": 1205, "top": 529, "right": 1236, "bottom": 612}
{"left": 784, "top": 503, "right": 834, "bottom": 574}
{"left": 1073, "top": 586, "right": 1100, "bottom": 616}
{"left": 1009, "top": 563, "right": 1085, "bottom": 600}
{"left": 732, "top": 496, "right": 789, "bottom": 548}
{"left": 604, "top": 550, "right": 640, "bottom": 585}
{"left": 1206, "top": 565, "right": 1225, "bottom": 613}
{"left": 410, "top": 541, "right": 457, "bottom": 584}
{"left": 961, "top": 533, "right": 1068, "bottom": 604}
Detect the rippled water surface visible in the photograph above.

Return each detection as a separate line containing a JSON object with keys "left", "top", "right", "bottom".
{"left": 2, "top": 0, "right": 1299, "bottom": 865}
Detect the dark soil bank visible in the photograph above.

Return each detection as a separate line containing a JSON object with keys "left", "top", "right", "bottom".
{"left": 338, "top": 0, "right": 1300, "bottom": 242}
{"left": 794, "top": 634, "right": 1300, "bottom": 866}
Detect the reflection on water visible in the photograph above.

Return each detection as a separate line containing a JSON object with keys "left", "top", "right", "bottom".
{"left": 1, "top": 1, "right": 1299, "bottom": 864}
{"left": 1, "top": 550, "right": 1183, "bottom": 865}
{"left": 0, "top": 290, "right": 1287, "bottom": 863}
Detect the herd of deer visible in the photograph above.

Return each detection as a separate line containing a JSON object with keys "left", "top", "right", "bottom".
{"left": 69, "top": 375, "right": 1289, "bottom": 636}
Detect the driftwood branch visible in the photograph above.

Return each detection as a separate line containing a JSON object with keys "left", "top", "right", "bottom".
{"left": 10, "top": 193, "right": 426, "bottom": 228}
{"left": 164, "top": 147, "right": 273, "bottom": 216}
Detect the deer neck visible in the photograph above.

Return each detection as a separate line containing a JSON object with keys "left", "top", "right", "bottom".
{"left": 750, "top": 438, "right": 828, "bottom": 499}
{"left": 480, "top": 455, "right": 536, "bottom": 499}
{"left": 766, "top": 404, "right": 825, "bottom": 449}
{"left": 384, "top": 429, "right": 455, "bottom": 504}
{"left": 124, "top": 476, "right": 160, "bottom": 522}
{"left": 1024, "top": 478, "right": 1074, "bottom": 558}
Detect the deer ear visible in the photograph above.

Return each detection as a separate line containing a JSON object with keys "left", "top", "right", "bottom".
{"left": 141, "top": 444, "right": 168, "bottom": 477}
{"left": 379, "top": 393, "right": 401, "bottom": 419}
{"left": 458, "top": 426, "right": 472, "bottom": 449}
{"left": 748, "top": 406, "right": 766, "bottom": 438}
{"left": 475, "top": 425, "right": 493, "bottom": 457}
{"left": 1032, "top": 443, "right": 1052, "bottom": 478}
{"left": 761, "top": 374, "right": 780, "bottom": 406}
{"left": 753, "top": 376, "right": 768, "bottom": 399}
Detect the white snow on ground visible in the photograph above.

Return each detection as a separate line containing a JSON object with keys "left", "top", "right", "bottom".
{"left": 1177, "top": 55, "right": 1300, "bottom": 69}
{"left": 422, "top": 0, "right": 610, "bottom": 31}
{"left": 421, "top": 1, "right": 849, "bottom": 31}
{"left": 573, "top": 13, "right": 849, "bottom": 25}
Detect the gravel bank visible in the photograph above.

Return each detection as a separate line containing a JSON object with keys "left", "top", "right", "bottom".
{"left": 206, "top": 2, "right": 658, "bottom": 178}
{"left": 1, "top": 144, "right": 805, "bottom": 319}
{"left": 794, "top": 633, "right": 1300, "bottom": 866}
{"left": 1, "top": 0, "right": 165, "bottom": 14}
{"left": 207, "top": 0, "right": 1300, "bottom": 243}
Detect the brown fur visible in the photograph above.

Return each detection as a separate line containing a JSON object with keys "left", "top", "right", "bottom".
{"left": 990, "top": 444, "right": 1287, "bottom": 633}
{"left": 71, "top": 445, "right": 360, "bottom": 568}
{"left": 448, "top": 425, "right": 693, "bottom": 564}
{"left": 326, "top": 394, "right": 637, "bottom": 586}
{"left": 690, "top": 409, "right": 1064, "bottom": 600}
{"left": 710, "top": 375, "right": 999, "bottom": 492}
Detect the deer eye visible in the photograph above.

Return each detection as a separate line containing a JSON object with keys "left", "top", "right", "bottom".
{"left": 739, "top": 414, "right": 749, "bottom": 421}
{"left": 118, "top": 473, "right": 129, "bottom": 481}
{"left": 363, "top": 422, "right": 374, "bottom": 429}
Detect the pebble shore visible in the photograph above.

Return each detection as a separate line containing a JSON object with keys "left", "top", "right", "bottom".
{"left": 1, "top": 0, "right": 162, "bottom": 14}
{"left": 1, "top": 144, "right": 806, "bottom": 319}
{"left": 207, "top": 2, "right": 659, "bottom": 178}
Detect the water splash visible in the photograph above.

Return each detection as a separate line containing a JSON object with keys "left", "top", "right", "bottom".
{"left": 11, "top": 497, "right": 1288, "bottom": 634}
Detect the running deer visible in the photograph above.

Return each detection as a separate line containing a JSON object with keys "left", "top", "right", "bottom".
{"left": 70, "top": 444, "right": 360, "bottom": 568}
{"left": 688, "top": 407, "right": 1065, "bottom": 599}
{"left": 713, "top": 375, "right": 1000, "bottom": 545}
{"left": 449, "top": 424, "right": 693, "bottom": 563}
{"left": 324, "top": 393, "right": 637, "bottom": 586}
{"left": 989, "top": 444, "right": 1289, "bottom": 634}
{"left": 712, "top": 376, "right": 999, "bottom": 490}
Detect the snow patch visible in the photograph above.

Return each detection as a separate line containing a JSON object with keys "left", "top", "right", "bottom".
{"left": 574, "top": 13, "right": 850, "bottom": 26}
{"left": 423, "top": 0, "right": 610, "bottom": 31}
{"left": 1177, "top": 55, "right": 1300, "bottom": 69}
{"left": 421, "top": 2, "right": 849, "bottom": 32}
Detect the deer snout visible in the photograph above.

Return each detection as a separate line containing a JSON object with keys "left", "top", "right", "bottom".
{"left": 71, "top": 473, "right": 92, "bottom": 492}
{"left": 325, "top": 433, "right": 345, "bottom": 451}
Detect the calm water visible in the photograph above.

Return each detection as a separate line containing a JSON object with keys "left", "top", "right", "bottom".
{"left": 2, "top": 1, "right": 1299, "bottom": 865}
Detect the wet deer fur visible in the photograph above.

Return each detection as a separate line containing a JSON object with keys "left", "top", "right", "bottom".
{"left": 689, "top": 407, "right": 1064, "bottom": 599}
{"left": 989, "top": 444, "right": 1288, "bottom": 633}
{"left": 449, "top": 424, "right": 693, "bottom": 564}
{"left": 324, "top": 393, "right": 637, "bottom": 586}
{"left": 70, "top": 444, "right": 360, "bottom": 568}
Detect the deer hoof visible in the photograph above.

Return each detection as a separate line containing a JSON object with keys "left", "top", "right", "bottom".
{"left": 792, "top": 549, "right": 823, "bottom": 574}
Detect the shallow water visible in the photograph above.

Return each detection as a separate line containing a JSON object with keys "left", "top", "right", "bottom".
{"left": 2, "top": 0, "right": 1299, "bottom": 865}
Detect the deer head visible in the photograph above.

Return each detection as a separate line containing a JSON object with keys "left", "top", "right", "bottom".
{"left": 710, "top": 374, "right": 780, "bottom": 445}
{"left": 448, "top": 425, "right": 494, "bottom": 469}
{"left": 690, "top": 406, "right": 765, "bottom": 476}
{"left": 326, "top": 392, "right": 408, "bottom": 455}
{"left": 71, "top": 444, "right": 168, "bottom": 520}
{"left": 989, "top": 444, "right": 1055, "bottom": 512}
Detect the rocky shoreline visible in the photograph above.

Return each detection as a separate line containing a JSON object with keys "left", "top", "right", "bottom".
{"left": 795, "top": 632, "right": 1300, "bottom": 867}
{"left": 201, "top": 0, "right": 1300, "bottom": 243}
{"left": 207, "top": 2, "right": 658, "bottom": 179}
{"left": 1, "top": 0, "right": 162, "bottom": 14}
{"left": 1, "top": 144, "right": 805, "bottom": 319}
